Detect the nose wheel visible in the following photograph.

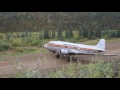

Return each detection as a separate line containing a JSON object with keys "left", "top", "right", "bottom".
{"left": 68, "top": 56, "right": 73, "bottom": 62}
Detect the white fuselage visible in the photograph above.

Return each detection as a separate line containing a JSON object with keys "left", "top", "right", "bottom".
{"left": 44, "top": 41, "right": 105, "bottom": 55}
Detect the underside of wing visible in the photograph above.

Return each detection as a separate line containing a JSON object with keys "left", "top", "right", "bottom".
{"left": 66, "top": 49, "right": 96, "bottom": 55}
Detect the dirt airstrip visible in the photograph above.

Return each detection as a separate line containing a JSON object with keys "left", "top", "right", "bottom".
{"left": 0, "top": 41, "right": 120, "bottom": 77}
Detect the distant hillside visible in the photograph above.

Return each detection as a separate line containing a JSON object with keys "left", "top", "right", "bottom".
{"left": 0, "top": 12, "right": 120, "bottom": 32}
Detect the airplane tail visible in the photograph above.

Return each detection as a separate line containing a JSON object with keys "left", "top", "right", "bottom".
{"left": 96, "top": 39, "right": 105, "bottom": 50}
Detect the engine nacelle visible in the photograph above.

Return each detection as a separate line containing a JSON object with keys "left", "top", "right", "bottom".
{"left": 60, "top": 49, "right": 68, "bottom": 54}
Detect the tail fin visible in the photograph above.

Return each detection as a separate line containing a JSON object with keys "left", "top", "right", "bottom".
{"left": 96, "top": 39, "right": 105, "bottom": 50}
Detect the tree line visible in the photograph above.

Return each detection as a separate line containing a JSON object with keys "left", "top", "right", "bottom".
{"left": 0, "top": 12, "right": 120, "bottom": 39}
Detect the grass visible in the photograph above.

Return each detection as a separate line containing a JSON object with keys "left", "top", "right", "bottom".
{"left": 80, "top": 39, "right": 99, "bottom": 45}
{"left": 0, "top": 47, "right": 48, "bottom": 58}
{"left": 6, "top": 60, "right": 120, "bottom": 78}
{"left": 106, "top": 38, "right": 120, "bottom": 43}
{"left": 79, "top": 38, "right": 120, "bottom": 45}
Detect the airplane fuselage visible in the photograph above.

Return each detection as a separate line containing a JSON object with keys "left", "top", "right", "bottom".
{"left": 44, "top": 41, "right": 105, "bottom": 55}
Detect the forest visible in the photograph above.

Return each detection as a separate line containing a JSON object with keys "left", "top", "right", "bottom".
{"left": 0, "top": 12, "right": 120, "bottom": 38}
{"left": 0, "top": 12, "right": 120, "bottom": 51}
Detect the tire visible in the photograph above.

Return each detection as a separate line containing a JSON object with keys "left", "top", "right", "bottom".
{"left": 56, "top": 54, "right": 60, "bottom": 58}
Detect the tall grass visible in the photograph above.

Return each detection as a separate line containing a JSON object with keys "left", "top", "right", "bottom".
{"left": 8, "top": 60, "right": 120, "bottom": 78}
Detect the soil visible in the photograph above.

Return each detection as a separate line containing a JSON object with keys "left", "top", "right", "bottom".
{"left": 0, "top": 41, "right": 120, "bottom": 77}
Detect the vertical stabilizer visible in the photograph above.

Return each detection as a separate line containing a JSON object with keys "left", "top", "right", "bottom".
{"left": 96, "top": 39, "right": 105, "bottom": 50}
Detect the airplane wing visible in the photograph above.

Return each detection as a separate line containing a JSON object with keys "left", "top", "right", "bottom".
{"left": 66, "top": 49, "right": 117, "bottom": 56}
{"left": 60, "top": 49, "right": 96, "bottom": 55}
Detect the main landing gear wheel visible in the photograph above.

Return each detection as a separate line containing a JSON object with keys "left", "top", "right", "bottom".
{"left": 56, "top": 54, "right": 60, "bottom": 58}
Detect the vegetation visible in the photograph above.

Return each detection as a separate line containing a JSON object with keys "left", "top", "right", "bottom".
{"left": 0, "top": 12, "right": 120, "bottom": 53}
{"left": 0, "top": 12, "right": 120, "bottom": 37}
{"left": 0, "top": 12, "right": 120, "bottom": 78}
{"left": 8, "top": 60, "right": 120, "bottom": 78}
{"left": 0, "top": 31, "right": 120, "bottom": 54}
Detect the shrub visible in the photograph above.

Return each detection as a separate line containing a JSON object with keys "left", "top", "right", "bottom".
{"left": 23, "top": 37, "right": 32, "bottom": 46}
{"left": 30, "top": 39, "right": 41, "bottom": 46}
{"left": 0, "top": 34, "right": 3, "bottom": 39}
{"left": 15, "top": 47, "right": 36, "bottom": 53}
{"left": 15, "top": 47, "right": 25, "bottom": 52}
{"left": 91, "top": 35, "right": 96, "bottom": 40}
{"left": 76, "top": 60, "right": 114, "bottom": 78}
{"left": 0, "top": 40, "right": 10, "bottom": 51}
{"left": 6, "top": 33, "right": 11, "bottom": 40}
{"left": 11, "top": 38, "right": 25, "bottom": 46}
{"left": 9, "top": 60, "right": 116, "bottom": 78}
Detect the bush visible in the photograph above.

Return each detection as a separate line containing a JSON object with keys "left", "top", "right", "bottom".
{"left": 76, "top": 60, "right": 114, "bottom": 78}
{"left": 6, "top": 33, "right": 11, "bottom": 40}
{"left": 9, "top": 60, "right": 116, "bottom": 78}
{"left": 0, "top": 34, "right": 3, "bottom": 39}
{"left": 23, "top": 37, "right": 32, "bottom": 46}
{"left": 11, "top": 38, "right": 25, "bottom": 46}
{"left": 23, "top": 37, "right": 43, "bottom": 47}
{"left": 30, "top": 39, "right": 41, "bottom": 46}
{"left": 91, "top": 35, "right": 96, "bottom": 40}
{"left": 15, "top": 47, "right": 25, "bottom": 52}
{"left": 15, "top": 47, "right": 36, "bottom": 53}
{"left": 0, "top": 41, "right": 10, "bottom": 51}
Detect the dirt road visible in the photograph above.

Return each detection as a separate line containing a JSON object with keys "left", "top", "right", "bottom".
{"left": 0, "top": 41, "right": 120, "bottom": 77}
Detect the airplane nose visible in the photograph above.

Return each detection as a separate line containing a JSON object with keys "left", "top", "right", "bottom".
{"left": 44, "top": 44, "right": 47, "bottom": 48}
{"left": 43, "top": 45, "right": 45, "bottom": 48}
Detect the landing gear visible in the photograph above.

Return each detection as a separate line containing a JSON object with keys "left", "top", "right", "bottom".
{"left": 56, "top": 54, "right": 64, "bottom": 59}
{"left": 67, "top": 56, "right": 73, "bottom": 62}
{"left": 56, "top": 54, "right": 60, "bottom": 58}
{"left": 53, "top": 51, "right": 56, "bottom": 54}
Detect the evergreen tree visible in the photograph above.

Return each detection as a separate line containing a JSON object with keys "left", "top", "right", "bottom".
{"left": 52, "top": 30, "right": 55, "bottom": 38}
{"left": 65, "top": 30, "right": 69, "bottom": 38}
{"left": 78, "top": 30, "right": 81, "bottom": 37}
{"left": 44, "top": 29, "right": 47, "bottom": 39}
{"left": 46, "top": 29, "right": 49, "bottom": 39}
{"left": 88, "top": 29, "right": 94, "bottom": 39}
{"left": 116, "top": 30, "right": 120, "bottom": 38}
{"left": 83, "top": 29, "right": 88, "bottom": 38}
{"left": 57, "top": 29, "right": 63, "bottom": 41}
{"left": 57, "top": 30, "right": 62, "bottom": 38}
{"left": 44, "top": 29, "right": 49, "bottom": 39}
{"left": 69, "top": 29, "right": 74, "bottom": 37}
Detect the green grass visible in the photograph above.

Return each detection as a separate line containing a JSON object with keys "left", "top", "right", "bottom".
{"left": 79, "top": 38, "right": 120, "bottom": 45}
{"left": 0, "top": 47, "right": 48, "bottom": 57}
{"left": 7, "top": 60, "right": 120, "bottom": 78}
{"left": 80, "top": 39, "right": 99, "bottom": 45}
{"left": 106, "top": 38, "right": 120, "bottom": 43}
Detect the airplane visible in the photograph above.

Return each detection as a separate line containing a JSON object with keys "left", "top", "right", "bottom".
{"left": 44, "top": 39, "right": 108, "bottom": 61}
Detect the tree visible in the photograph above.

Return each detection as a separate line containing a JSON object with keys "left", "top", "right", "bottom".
{"left": 88, "top": 29, "right": 94, "bottom": 39}
{"left": 52, "top": 29, "right": 56, "bottom": 38}
{"left": 44, "top": 29, "right": 49, "bottom": 39}
{"left": 116, "top": 30, "right": 120, "bottom": 38}
{"left": 57, "top": 29, "right": 63, "bottom": 41}
{"left": 65, "top": 30, "right": 69, "bottom": 38}
{"left": 69, "top": 29, "right": 74, "bottom": 37}
{"left": 83, "top": 29, "right": 88, "bottom": 38}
